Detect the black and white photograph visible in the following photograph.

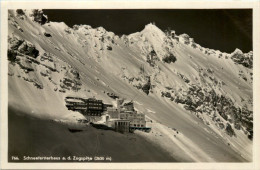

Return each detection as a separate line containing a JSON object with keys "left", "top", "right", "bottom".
{"left": 1, "top": 1, "right": 260, "bottom": 169}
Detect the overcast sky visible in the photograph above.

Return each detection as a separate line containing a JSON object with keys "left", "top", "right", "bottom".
{"left": 43, "top": 9, "right": 252, "bottom": 53}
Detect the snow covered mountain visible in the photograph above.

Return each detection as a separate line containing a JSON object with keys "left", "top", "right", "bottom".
{"left": 7, "top": 9, "right": 253, "bottom": 162}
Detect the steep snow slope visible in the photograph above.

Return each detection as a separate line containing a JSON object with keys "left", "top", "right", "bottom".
{"left": 7, "top": 9, "right": 253, "bottom": 162}
{"left": 8, "top": 106, "right": 176, "bottom": 162}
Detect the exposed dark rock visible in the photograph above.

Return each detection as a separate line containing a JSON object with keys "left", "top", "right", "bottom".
{"left": 107, "top": 46, "right": 112, "bottom": 50}
{"left": 30, "top": 9, "right": 48, "bottom": 25}
{"left": 59, "top": 89, "right": 66, "bottom": 93}
{"left": 40, "top": 71, "right": 48, "bottom": 77}
{"left": 44, "top": 32, "right": 52, "bottom": 37}
{"left": 146, "top": 49, "right": 159, "bottom": 67}
{"left": 64, "top": 28, "right": 72, "bottom": 34}
{"left": 33, "top": 82, "right": 43, "bottom": 89}
{"left": 174, "top": 37, "right": 179, "bottom": 41}
{"left": 73, "top": 25, "right": 79, "bottom": 30}
{"left": 18, "top": 27, "right": 23, "bottom": 32}
{"left": 41, "top": 53, "right": 54, "bottom": 62}
{"left": 16, "top": 9, "right": 25, "bottom": 16}
{"left": 230, "top": 49, "right": 253, "bottom": 69}
{"left": 161, "top": 91, "right": 172, "bottom": 98}
{"left": 177, "top": 73, "right": 190, "bottom": 83}
{"left": 227, "top": 118, "right": 233, "bottom": 124}
{"left": 248, "top": 129, "right": 253, "bottom": 140}
{"left": 107, "top": 93, "right": 119, "bottom": 99}
{"left": 142, "top": 77, "right": 151, "bottom": 95}
{"left": 225, "top": 123, "right": 236, "bottom": 137}
{"left": 206, "top": 68, "right": 214, "bottom": 74}
{"left": 218, "top": 123, "right": 225, "bottom": 129}
{"left": 29, "top": 9, "right": 48, "bottom": 25}
{"left": 8, "top": 50, "right": 17, "bottom": 62}
{"left": 165, "top": 87, "right": 173, "bottom": 90}
{"left": 234, "top": 123, "right": 241, "bottom": 130}
{"left": 191, "top": 43, "right": 197, "bottom": 48}
{"left": 15, "top": 9, "right": 26, "bottom": 20}
{"left": 174, "top": 95, "right": 186, "bottom": 104}
{"left": 70, "top": 69, "right": 80, "bottom": 80}
{"left": 17, "top": 42, "right": 39, "bottom": 58}
{"left": 163, "top": 53, "right": 177, "bottom": 63}
{"left": 180, "top": 34, "right": 190, "bottom": 44}
{"left": 8, "top": 72, "right": 14, "bottom": 76}
{"left": 8, "top": 37, "right": 40, "bottom": 64}
{"left": 60, "top": 75, "right": 81, "bottom": 92}
{"left": 8, "top": 36, "right": 24, "bottom": 50}
{"left": 17, "top": 59, "right": 34, "bottom": 72}
{"left": 161, "top": 82, "right": 252, "bottom": 137}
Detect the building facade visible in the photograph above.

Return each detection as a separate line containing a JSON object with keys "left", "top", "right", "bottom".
{"left": 65, "top": 97, "right": 104, "bottom": 117}
{"left": 114, "top": 120, "right": 130, "bottom": 133}
{"left": 120, "top": 111, "right": 146, "bottom": 128}
{"left": 83, "top": 98, "right": 103, "bottom": 116}
{"left": 107, "top": 107, "right": 119, "bottom": 119}
{"left": 122, "top": 101, "right": 134, "bottom": 112}
{"left": 117, "top": 98, "right": 124, "bottom": 110}
{"left": 103, "top": 104, "right": 113, "bottom": 111}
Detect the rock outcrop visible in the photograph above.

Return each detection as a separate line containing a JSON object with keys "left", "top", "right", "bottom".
{"left": 230, "top": 49, "right": 253, "bottom": 69}
{"left": 8, "top": 36, "right": 39, "bottom": 62}
{"left": 29, "top": 9, "right": 48, "bottom": 25}
{"left": 142, "top": 76, "right": 151, "bottom": 95}
{"left": 7, "top": 9, "right": 253, "bottom": 150}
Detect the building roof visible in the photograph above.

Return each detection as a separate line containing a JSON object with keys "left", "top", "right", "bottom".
{"left": 113, "top": 119, "right": 130, "bottom": 122}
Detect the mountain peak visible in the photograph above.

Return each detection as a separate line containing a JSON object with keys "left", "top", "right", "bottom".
{"left": 7, "top": 9, "right": 253, "bottom": 162}
{"left": 142, "top": 23, "right": 164, "bottom": 34}
{"left": 232, "top": 48, "right": 243, "bottom": 54}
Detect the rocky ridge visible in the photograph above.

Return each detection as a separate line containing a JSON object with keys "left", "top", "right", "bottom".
{"left": 7, "top": 9, "right": 253, "bottom": 161}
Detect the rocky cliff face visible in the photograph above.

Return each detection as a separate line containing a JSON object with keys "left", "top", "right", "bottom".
{"left": 7, "top": 9, "right": 253, "bottom": 161}
{"left": 230, "top": 48, "right": 253, "bottom": 69}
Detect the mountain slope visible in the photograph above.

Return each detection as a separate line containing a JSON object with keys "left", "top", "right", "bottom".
{"left": 8, "top": 106, "right": 177, "bottom": 162}
{"left": 7, "top": 9, "right": 253, "bottom": 162}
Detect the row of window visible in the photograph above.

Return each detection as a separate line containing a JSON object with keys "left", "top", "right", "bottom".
{"left": 85, "top": 113, "right": 101, "bottom": 116}
{"left": 88, "top": 106, "right": 103, "bottom": 110}
{"left": 88, "top": 103, "right": 102, "bottom": 106}
{"left": 115, "top": 122, "right": 129, "bottom": 126}
{"left": 132, "top": 124, "right": 144, "bottom": 127}
{"left": 86, "top": 99, "right": 102, "bottom": 102}
{"left": 120, "top": 117, "right": 145, "bottom": 122}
